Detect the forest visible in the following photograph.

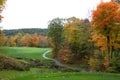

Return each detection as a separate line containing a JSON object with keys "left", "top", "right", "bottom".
{"left": 3, "top": 28, "right": 48, "bottom": 37}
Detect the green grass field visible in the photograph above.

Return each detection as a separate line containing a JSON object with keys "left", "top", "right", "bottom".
{"left": 1, "top": 47, "right": 49, "bottom": 61}
{"left": 0, "top": 69, "right": 120, "bottom": 80}
{"left": 0, "top": 47, "right": 120, "bottom": 80}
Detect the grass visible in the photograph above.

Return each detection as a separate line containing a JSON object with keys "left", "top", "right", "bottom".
{"left": 0, "top": 70, "right": 120, "bottom": 80}
{"left": 0, "top": 47, "right": 120, "bottom": 80}
{"left": 1, "top": 47, "right": 49, "bottom": 61}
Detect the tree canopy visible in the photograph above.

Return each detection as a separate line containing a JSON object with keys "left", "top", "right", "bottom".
{"left": 91, "top": 2, "right": 120, "bottom": 67}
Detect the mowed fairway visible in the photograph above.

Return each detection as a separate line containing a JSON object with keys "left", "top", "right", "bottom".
{"left": 1, "top": 70, "right": 120, "bottom": 80}
{"left": 1, "top": 47, "right": 49, "bottom": 61}
{"left": 0, "top": 47, "right": 120, "bottom": 80}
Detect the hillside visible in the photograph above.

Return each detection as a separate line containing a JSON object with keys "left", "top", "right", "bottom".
{"left": 3, "top": 28, "right": 48, "bottom": 36}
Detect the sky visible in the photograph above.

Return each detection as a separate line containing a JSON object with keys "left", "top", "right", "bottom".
{"left": 0, "top": 0, "right": 111, "bottom": 30}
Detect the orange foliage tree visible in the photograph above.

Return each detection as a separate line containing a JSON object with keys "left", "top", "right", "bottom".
{"left": 31, "top": 33, "right": 39, "bottom": 47}
{"left": 20, "top": 34, "right": 32, "bottom": 47}
{"left": 91, "top": 2, "right": 120, "bottom": 67}
{"left": 39, "top": 35, "right": 49, "bottom": 47}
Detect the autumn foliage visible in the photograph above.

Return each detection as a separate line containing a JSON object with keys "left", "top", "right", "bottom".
{"left": 0, "top": 1, "right": 120, "bottom": 72}
{"left": 91, "top": 2, "right": 120, "bottom": 67}
{"left": 0, "top": 30, "right": 7, "bottom": 46}
{"left": 92, "top": 2, "right": 120, "bottom": 30}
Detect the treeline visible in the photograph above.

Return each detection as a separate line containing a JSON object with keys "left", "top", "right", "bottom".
{"left": 3, "top": 28, "right": 48, "bottom": 37}
{"left": 0, "top": 31, "right": 49, "bottom": 47}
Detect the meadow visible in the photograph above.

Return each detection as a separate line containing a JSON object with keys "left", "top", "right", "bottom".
{"left": 0, "top": 47, "right": 120, "bottom": 80}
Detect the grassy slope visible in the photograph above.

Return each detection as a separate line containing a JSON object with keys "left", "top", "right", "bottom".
{"left": 0, "top": 47, "right": 120, "bottom": 80}
{"left": 1, "top": 47, "right": 49, "bottom": 61}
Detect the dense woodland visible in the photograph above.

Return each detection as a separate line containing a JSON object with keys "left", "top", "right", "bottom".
{"left": 47, "top": 2, "right": 120, "bottom": 72}
{"left": 3, "top": 28, "right": 48, "bottom": 37}
{"left": 0, "top": 0, "right": 120, "bottom": 73}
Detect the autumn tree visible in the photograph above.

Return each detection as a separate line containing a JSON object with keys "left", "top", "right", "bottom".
{"left": 7, "top": 36, "right": 17, "bottom": 46}
{"left": 39, "top": 35, "right": 49, "bottom": 47}
{"left": 0, "top": 29, "right": 7, "bottom": 46}
{"left": 31, "top": 33, "right": 39, "bottom": 47}
{"left": 20, "top": 34, "right": 32, "bottom": 47}
{"left": 0, "top": 0, "right": 6, "bottom": 21}
{"left": 64, "top": 18, "right": 82, "bottom": 54}
{"left": 15, "top": 32, "right": 23, "bottom": 46}
{"left": 48, "top": 18, "right": 64, "bottom": 57}
{"left": 0, "top": 0, "right": 7, "bottom": 48}
{"left": 91, "top": 2, "right": 120, "bottom": 67}
{"left": 64, "top": 18, "right": 91, "bottom": 58}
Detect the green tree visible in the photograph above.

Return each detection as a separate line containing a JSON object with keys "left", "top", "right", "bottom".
{"left": 48, "top": 18, "right": 64, "bottom": 57}
{"left": 111, "top": 0, "right": 120, "bottom": 4}
{"left": 0, "top": 0, "right": 6, "bottom": 13}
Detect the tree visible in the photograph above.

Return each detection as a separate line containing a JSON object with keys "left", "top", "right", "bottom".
{"left": 20, "top": 34, "right": 32, "bottom": 47}
{"left": 111, "top": 0, "right": 120, "bottom": 4}
{"left": 64, "top": 18, "right": 82, "bottom": 54}
{"left": 39, "top": 35, "right": 49, "bottom": 47}
{"left": 64, "top": 18, "right": 91, "bottom": 58}
{"left": 0, "top": 0, "right": 7, "bottom": 47}
{"left": 0, "top": 0, "right": 7, "bottom": 21}
{"left": 91, "top": 2, "right": 120, "bottom": 67}
{"left": 7, "top": 36, "right": 16, "bottom": 46}
{"left": 15, "top": 32, "right": 23, "bottom": 46}
{"left": 0, "top": 0, "right": 6, "bottom": 13}
{"left": 31, "top": 33, "right": 39, "bottom": 47}
{"left": 48, "top": 18, "right": 64, "bottom": 57}
{"left": 0, "top": 29, "right": 7, "bottom": 46}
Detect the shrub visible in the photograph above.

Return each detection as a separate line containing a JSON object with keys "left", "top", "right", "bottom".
{"left": 0, "top": 54, "right": 30, "bottom": 71}
{"left": 107, "top": 56, "right": 120, "bottom": 73}
{"left": 89, "top": 51, "right": 105, "bottom": 72}
{"left": 57, "top": 49, "right": 74, "bottom": 64}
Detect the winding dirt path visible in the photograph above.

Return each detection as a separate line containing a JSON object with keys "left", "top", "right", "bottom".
{"left": 42, "top": 50, "right": 67, "bottom": 67}
{"left": 42, "top": 50, "right": 86, "bottom": 71}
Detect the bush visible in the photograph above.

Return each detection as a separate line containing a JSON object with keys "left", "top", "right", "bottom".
{"left": 0, "top": 54, "right": 30, "bottom": 71}
{"left": 107, "top": 56, "right": 120, "bottom": 73}
{"left": 57, "top": 49, "right": 74, "bottom": 64}
{"left": 89, "top": 52, "right": 105, "bottom": 72}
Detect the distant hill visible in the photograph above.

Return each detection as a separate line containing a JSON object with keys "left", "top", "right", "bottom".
{"left": 3, "top": 28, "right": 48, "bottom": 37}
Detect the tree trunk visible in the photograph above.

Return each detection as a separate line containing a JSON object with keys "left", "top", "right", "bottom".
{"left": 107, "top": 36, "right": 111, "bottom": 67}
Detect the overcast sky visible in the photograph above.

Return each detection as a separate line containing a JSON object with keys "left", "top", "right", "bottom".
{"left": 0, "top": 0, "right": 111, "bottom": 30}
